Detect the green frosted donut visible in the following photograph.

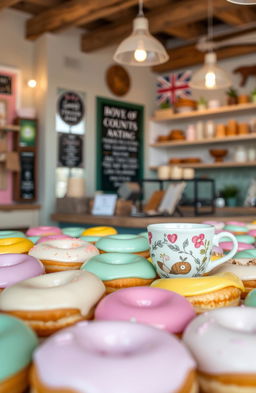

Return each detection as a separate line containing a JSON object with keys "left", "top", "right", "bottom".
{"left": 27, "top": 236, "right": 40, "bottom": 243}
{"left": 245, "top": 289, "right": 256, "bottom": 307}
{"left": 81, "top": 252, "right": 156, "bottom": 280}
{"left": 0, "top": 230, "right": 26, "bottom": 239}
{"left": 0, "top": 314, "right": 38, "bottom": 382}
{"left": 235, "top": 235, "right": 255, "bottom": 245}
{"left": 223, "top": 225, "right": 248, "bottom": 234}
{"left": 80, "top": 236, "right": 101, "bottom": 243}
{"left": 96, "top": 234, "right": 149, "bottom": 253}
{"left": 62, "top": 227, "right": 84, "bottom": 237}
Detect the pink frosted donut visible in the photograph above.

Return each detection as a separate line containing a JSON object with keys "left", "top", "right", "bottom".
{"left": 95, "top": 286, "right": 195, "bottom": 334}
{"left": 31, "top": 320, "right": 197, "bottom": 393}
{"left": 203, "top": 221, "right": 224, "bottom": 231}
{"left": 220, "top": 241, "right": 254, "bottom": 252}
{"left": 36, "top": 235, "right": 72, "bottom": 244}
{"left": 0, "top": 253, "right": 44, "bottom": 290}
{"left": 249, "top": 229, "right": 256, "bottom": 238}
{"left": 226, "top": 221, "right": 246, "bottom": 227}
{"left": 26, "top": 226, "right": 62, "bottom": 237}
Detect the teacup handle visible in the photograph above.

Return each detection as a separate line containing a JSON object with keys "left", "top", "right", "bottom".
{"left": 205, "top": 231, "right": 238, "bottom": 273}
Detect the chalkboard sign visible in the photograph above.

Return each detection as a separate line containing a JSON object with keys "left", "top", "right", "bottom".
{"left": 20, "top": 151, "right": 35, "bottom": 200}
{"left": 57, "top": 91, "right": 84, "bottom": 126}
{"left": 0, "top": 74, "right": 12, "bottom": 95}
{"left": 58, "top": 133, "right": 83, "bottom": 168}
{"left": 96, "top": 97, "right": 144, "bottom": 192}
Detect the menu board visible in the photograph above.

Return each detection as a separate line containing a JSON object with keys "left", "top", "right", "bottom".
{"left": 58, "top": 133, "right": 83, "bottom": 168}
{"left": 19, "top": 151, "right": 35, "bottom": 200}
{"left": 96, "top": 97, "right": 144, "bottom": 192}
{"left": 0, "top": 74, "right": 12, "bottom": 95}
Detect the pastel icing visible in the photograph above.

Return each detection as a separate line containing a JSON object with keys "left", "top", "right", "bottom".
{"left": 96, "top": 234, "right": 149, "bottom": 253}
{"left": 81, "top": 226, "right": 117, "bottom": 237}
{"left": 62, "top": 227, "right": 85, "bottom": 237}
{"left": 223, "top": 225, "right": 248, "bottom": 234}
{"left": 226, "top": 221, "right": 246, "bottom": 227}
{"left": 0, "top": 238, "right": 34, "bottom": 254}
{"left": 27, "top": 236, "right": 40, "bottom": 244}
{"left": 249, "top": 229, "right": 256, "bottom": 238}
{"left": 233, "top": 249, "right": 256, "bottom": 263}
{"left": 36, "top": 235, "right": 72, "bottom": 244}
{"left": 245, "top": 290, "right": 256, "bottom": 307}
{"left": 95, "top": 286, "right": 195, "bottom": 334}
{"left": 33, "top": 320, "right": 196, "bottom": 393}
{"left": 220, "top": 241, "right": 254, "bottom": 252}
{"left": 183, "top": 307, "right": 256, "bottom": 374}
{"left": 0, "top": 314, "right": 38, "bottom": 381}
{"left": 212, "top": 261, "right": 256, "bottom": 281}
{"left": 80, "top": 236, "right": 101, "bottom": 243}
{"left": 26, "top": 226, "right": 62, "bottom": 237}
{"left": 235, "top": 235, "right": 255, "bottom": 244}
{"left": 81, "top": 253, "right": 156, "bottom": 280}
{"left": 29, "top": 238, "right": 99, "bottom": 263}
{"left": 0, "top": 270, "right": 105, "bottom": 314}
{"left": 0, "top": 254, "right": 45, "bottom": 288}
{"left": 0, "top": 230, "right": 26, "bottom": 239}
{"left": 151, "top": 273, "right": 244, "bottom": 296}
{"left": 202, "top": 221, "right": 224, "bottom": 231}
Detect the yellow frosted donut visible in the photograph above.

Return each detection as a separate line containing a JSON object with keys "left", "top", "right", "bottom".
{"left": 0, "top": 238, "right": 34, "bottom": 254}
{"left": 81, "top": 226, "right": 117, "bottom": 237}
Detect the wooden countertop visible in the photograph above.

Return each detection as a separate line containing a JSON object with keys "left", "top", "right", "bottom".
{"left": 0, "top": 204, "right": 40, "bottom": 211}
{"left": 52, "top": 207, "right": 256, "bottom": 229}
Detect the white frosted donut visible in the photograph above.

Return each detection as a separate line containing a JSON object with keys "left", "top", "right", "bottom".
{"left": 183, "top": 307, "right": 256, "bottom": 392}
{"left": 28, "top": 239, "right": 99, "bottom": 272}
{"left": 212, "top": 262, "right": 256, "bottom": 282}
{"left": 0, "top": 270, "right": 105, "bottom": 315}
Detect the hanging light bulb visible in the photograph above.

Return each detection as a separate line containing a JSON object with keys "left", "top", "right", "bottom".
{"left": 227, "top": 0, "right": 256, "bottom": 4}
{"left": 190, "top": 0, "right": 231, "bottom": 90}
{"left": 113, "top": 0, "right": 169, "bottom": 66}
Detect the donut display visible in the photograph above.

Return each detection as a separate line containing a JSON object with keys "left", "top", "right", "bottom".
{"left": 0, "top": 270, "right": 105, "bottom": 336}
{"left": 96, "top": 234, "right": 150, "bottom": 258}
{"left": 28, "top": 238, "right": 99, "bottom": 272}
{"left": 95, "top": 286, "right": 195, "bottom": 334}
{"left": 0, "top": 314, "right": 38, "bottom": 393}
{"left": 81, "top": 252, "right": 157, "bottom": 292}
{"left": 31, "top": 320, "right": 198, "bottom": 393}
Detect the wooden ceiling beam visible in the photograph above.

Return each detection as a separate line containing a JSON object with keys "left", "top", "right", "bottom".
{"left": 152, "top": 42, "right": 256, "bottom": 73}
{"left": 25, "top": 0, "right": 61, "bottom": 6}
{"left": 81, "top": 0, "right": 237, "bottom": 52}
{"left": 26, "top": 0, "right": 146, "bottom": 40}
{"left": 0, "top": 0, "right": 20, "bottom": 10}
{"left": 215, "top": 6, "right": 256, "bottom": 25}
{"left": 163, "top": 22, "right": 205, "bottom": 40}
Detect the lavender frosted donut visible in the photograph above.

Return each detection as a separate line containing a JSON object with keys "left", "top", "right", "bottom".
{"left": 0, "top": 254, "right": 44, "bottom": 290}
{"left": 26, "top": 226, "right": 62, "bottom": 237}
{"left": 31, "top": 320, "right": 197, "bottom": 393}
{"left": 95, "top": 286, "right": 195, "bottom": 334}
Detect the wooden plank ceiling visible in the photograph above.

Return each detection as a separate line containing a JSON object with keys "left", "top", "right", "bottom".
{"left": 3, "top": 0, "right": 256, "bottom": 71}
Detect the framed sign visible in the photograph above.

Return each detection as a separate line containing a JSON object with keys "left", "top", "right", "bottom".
{"left": 56, "top": 89, "right": 85, "bottom": 134}
{"left": 96, "top": 97, "right": 144, "bottom": 192}
{"left": 58, "top": 133, "right": 83, "bottom": 168}
{"left": 19, "top": 118, "right": 37, "bottom": 147}
{"left": 92, "top": 194, "right": 117, "bottom": 216}
{"left": 0, "top": 74, "right": 12, "bottom": 95}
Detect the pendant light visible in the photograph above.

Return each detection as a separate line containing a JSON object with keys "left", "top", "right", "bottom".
{"left": 113, "top": 0, "right": 169, "bottom": 66}
{"left": 190, "top": 0, "right": 231, "bottom": 90}
{"left": 227, "top": 0, "right": 256, "bottom": 4}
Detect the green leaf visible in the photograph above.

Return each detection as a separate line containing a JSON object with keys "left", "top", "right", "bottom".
{"left": 200, "top": 249, "right": 206, "bottom": 255}
{"left": 183, "top": 239, "right": 189, "bottom": 248}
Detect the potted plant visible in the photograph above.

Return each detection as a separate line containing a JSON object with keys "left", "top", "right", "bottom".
{"left": 226, "top": 87, "right": 238, "bottom": 105}
{"left": 251, "top": 88, "right": 256, "bottom": 103}
{"left": 197, "top": 97, "right": 207, "bottom": 111}
{"left": 221, "top": 185, "right": 239, "bottom": 207}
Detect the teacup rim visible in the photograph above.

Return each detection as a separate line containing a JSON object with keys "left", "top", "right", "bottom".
{"left": 147, "top": 223, "right": 214, "bottom": 231}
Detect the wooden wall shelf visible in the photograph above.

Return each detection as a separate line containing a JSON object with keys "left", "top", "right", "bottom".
{"left": 150, "top": 161, "right": 256, "bottom": 170}
{"left": 152, "top": 102, "right": 256, "bottom": 122}
{"left": 150, "top": 133, "right": 256, "bottom": 148}
{"left": 0, "top": 125, "right": 20, "bottom": 132}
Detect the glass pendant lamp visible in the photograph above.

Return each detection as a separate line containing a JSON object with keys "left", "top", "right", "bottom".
{"left": 189, "top": 0, "right": 231, "bottom": 90}
{"left": 227, "top": 0, "right": 256, "bottom": 4}
{"left": 113, "top": 0, "right": 169, "bottom": 66}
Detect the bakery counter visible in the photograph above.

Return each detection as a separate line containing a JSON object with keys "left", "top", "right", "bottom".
{"left": 52, "top": 207, "right": 256, "bottom": 230}
{"left": 0, "top": 204, "right": 40, "bottom": 229}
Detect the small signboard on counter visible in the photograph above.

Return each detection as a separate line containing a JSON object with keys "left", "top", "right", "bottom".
{"left": 96, "top": 97, "right": 144, "bottom": 192}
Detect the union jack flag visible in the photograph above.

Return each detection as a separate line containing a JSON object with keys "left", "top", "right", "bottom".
{"left": 156, "top": 70, "right": 192, "bottom": 107}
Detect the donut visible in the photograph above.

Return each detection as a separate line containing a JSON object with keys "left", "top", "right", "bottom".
{"left": 26, "top": 226, "right": 62, "bottom": 237}
{"left": 226, "top": 220, "right": 246, "bottom": 227}
{"left": 95, "top": 286, "right": 195, "bottom": 335}
{"left": 81, "top": 252, "right": 157, "bottom": 293}
{"left": 28, "top": 238, "right": 99, "bottom": 272}
{"left": 31, "top": 320, "right": 198, "bottom": 393}
{"left": 220, "top": 241, "right": 253, "bottom": 253}
{"left": 0, "top": 254, "right": 44, "bottom": 291}
{"left": 0, "top": 237, "right": 34, "bottom": 254}
{"left": 96, "top": 234, "right": 150, "bottom": 258}
{"left": 80, "top": 235, "right": 100, "bottom": 244}
{"left": 245, "top": 289, "right": 256, "bottom": 307}
{"left": 223, "top": 224, "right": 248, "bottom": 235}
{"left": 151, "top": 273, "right": 244, "bottom": 313}
{"left": 0, "top": 230, "right": 26, "bottom": 239}
{"left": 0, "top": 270, "right": 105, "bottom": 336}
{"left": 81, "top": 226, "right": 117, "bottom": 237}
{"left": 36, "top": 234, "right": 72, "bottom": 244}
{"left": 202, "top": 221, "right": 224, "bottom": 231}
{"left": 249, "top": 229, "right": 256, "bottom": 239}
{"left": 62, "top": 227, "right": 85, "bottom": 237}
{"left": 183, "top": 307, "right": 256, "bottom": 393}
{"left": 235, "top": 234, "right": 255, "bottom": 244}
{"left": 27, "top": 236, "right": 40, "bottom": 244}
{"left": 0, "top": 314, "right": 38, "bottom": 393}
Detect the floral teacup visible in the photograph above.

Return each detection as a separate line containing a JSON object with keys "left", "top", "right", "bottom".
{"left": 147, "top": 223, "right": 238, "bottom": 278}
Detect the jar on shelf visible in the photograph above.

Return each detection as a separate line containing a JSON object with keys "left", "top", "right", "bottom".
{"left": 234, "top": 146, "right": 247, "bottom": 163}
{"left": 195, "top": 121, "right": 204, "bottom": 140}
{"left": 238, "top": 123, "right": 249, "bottom": 135}
{"left": 248, "top": 147, "right": 256, "bottom": 162}
{"left": 205, "top": 120, "right": 215, "bottom": 139}
{"left": 226, "top": 120, "right": 238, "bottom": 136}
{"left": 170, "top": 166, "right": 183, "bottom": 179}
{"left": 186, "top": 124, "right": 196, "bottom": 141}
{"left": 157, "top": 165, "right": 170, "bottom": 180}
{"left": 215, "top": 124, "right": 226, "bottom": 138}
